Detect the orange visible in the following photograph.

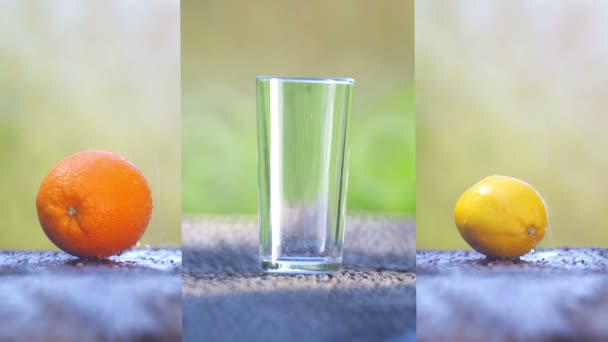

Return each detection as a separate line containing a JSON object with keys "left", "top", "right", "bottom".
{"left": 36, "top": 150, "right": 153, "bottom": 258}
{"left": 454, "top": 175, "right": 548, "bottom": 258}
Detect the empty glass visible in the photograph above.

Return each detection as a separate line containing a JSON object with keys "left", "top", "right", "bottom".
{"left": 256, "top": 76, "right": 355, "bottom": 273}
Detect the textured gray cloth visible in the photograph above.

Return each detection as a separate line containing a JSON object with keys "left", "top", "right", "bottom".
{"left": 183, "top": 216, "right": 416, "bottom": 342}
{"left": 417, "top": 248, "right": 608, "bottom": 342}
{"left": 0, "top": 249, "right": 182, "bottom": 342}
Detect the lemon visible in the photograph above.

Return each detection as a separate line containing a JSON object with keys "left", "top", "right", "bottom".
{"left": 454, "top": 175, "right": 548, "bottom": 258}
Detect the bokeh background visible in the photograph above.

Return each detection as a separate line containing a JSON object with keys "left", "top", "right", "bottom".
{"left": 182, "top": 0, "right": 415, "bottom": 217}
{"left": 0, "top": 1, "right": 181, "bottom": 249}
{"left": 417, "top": 1, "right": 608, "bottom": 249}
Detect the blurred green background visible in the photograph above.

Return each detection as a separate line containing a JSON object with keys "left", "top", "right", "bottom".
{"left": 0, "top": 1, "right": 181, "bottom": 249}
{"left": 417, "top": 1, "right": 608, "bottom": 249}
{"left": 182, "top": 0, "right": 415, "bottom": 216}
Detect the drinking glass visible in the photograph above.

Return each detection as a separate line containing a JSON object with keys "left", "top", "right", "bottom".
{"left": 256, "top": 76, "right": 354, "bottom": 273}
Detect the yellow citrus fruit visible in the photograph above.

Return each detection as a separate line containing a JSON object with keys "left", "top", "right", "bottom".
{"left": 454, "top": 175, "right": 548, "bottom": 258}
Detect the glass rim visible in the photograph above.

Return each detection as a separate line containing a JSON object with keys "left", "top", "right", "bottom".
{"left": 256, "top": 76, "right": 355, "bottom": 85}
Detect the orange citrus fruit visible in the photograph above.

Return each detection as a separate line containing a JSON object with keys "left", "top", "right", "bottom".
{"left": 36, "top": 150, "right": 153, "bottom": 258}
{"left": 454, "top": 175, "right": 548, "bottom": 258}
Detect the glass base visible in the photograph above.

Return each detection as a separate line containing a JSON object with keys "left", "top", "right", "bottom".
{"left": 261, "top": 256, "right": 342, "bottom": 274}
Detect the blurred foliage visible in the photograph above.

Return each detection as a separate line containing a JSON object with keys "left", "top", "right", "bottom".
{"left": 417, "top": 1, "right": 608, "bottom": 249}
{"left": 182, "top": 0, "right": 415, "bottom": 216}
{"left": 0, "top": 1, "right": 180, "bottom": 249}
